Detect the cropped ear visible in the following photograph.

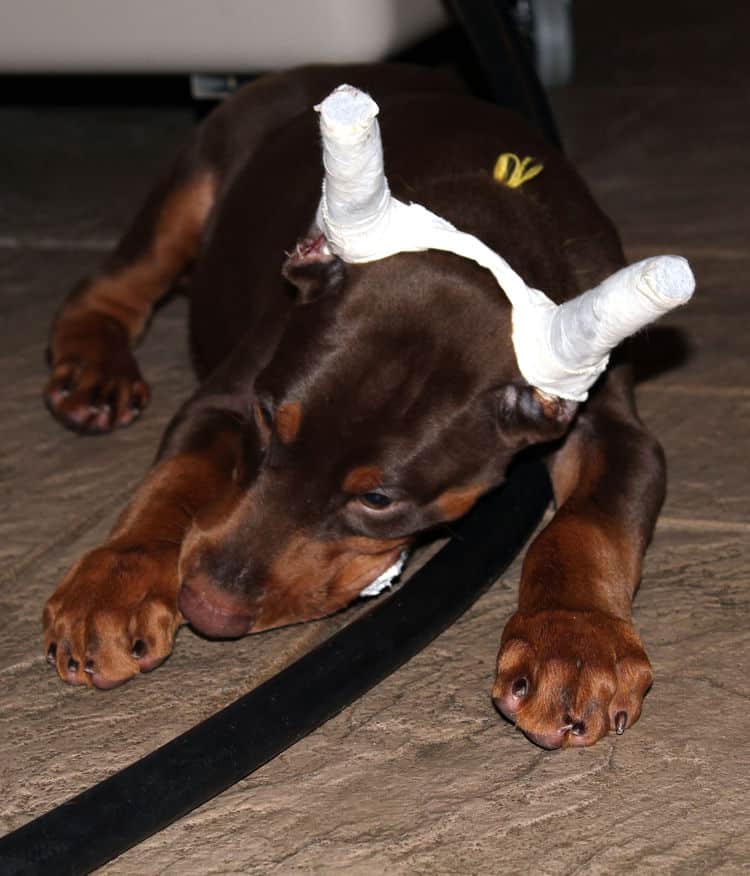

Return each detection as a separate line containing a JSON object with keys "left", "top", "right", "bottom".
{"left": 282, "top": 234, "right": 347, "bottom": 304}
{"left": 495, "top": 383, "right": 578, "bottom": 447}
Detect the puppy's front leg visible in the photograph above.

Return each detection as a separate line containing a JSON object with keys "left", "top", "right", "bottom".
{"left": 45, "top": 156, "right": 216, "bottom": 434}
{"left": 43, "top": 411, "right": 242, "bottom": 688}
{"left": 494, "top": 372, "right": 665, "bottom": 748}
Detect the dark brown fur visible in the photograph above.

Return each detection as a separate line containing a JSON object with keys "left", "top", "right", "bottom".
{"left": 42, "top": 65, "right": 663, "bottom": 749}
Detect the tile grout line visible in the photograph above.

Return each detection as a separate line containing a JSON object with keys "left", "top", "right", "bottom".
{"left": 0, "top": 486, "right": 135, "bottom": 589}
{"left": 637, "top": 385, "right": 750, "bottom": 397}
{"left": 625, "top": 245, "right": 750, "bottom": 261}
{"left": 541, "top": 510, "right": 748, "bottom": 534}
{"left": 0, "top": 235, "right": 116, "bottom": 252}
{"left": 656, "top": 516, "right": 750, "bottom": 533}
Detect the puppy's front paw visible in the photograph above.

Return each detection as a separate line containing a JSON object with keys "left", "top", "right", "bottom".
{"left": 43, "top": 545, "right": 181, "bottom": 689}
{"left": 45, "top": 354, "right": 150, "bottom": 434}
{"left": 45, "top": 311, "right": 151, "bottom": 434}
{"left": 492, "top": 609, "right": 653, "bottom": 749}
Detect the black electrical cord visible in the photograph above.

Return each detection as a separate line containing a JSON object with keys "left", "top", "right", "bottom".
{"left": 450, "top": 0, "right": 563, "bottom": 150}
{"left": 0, "top": 458, "right": 551, "bottom": 875}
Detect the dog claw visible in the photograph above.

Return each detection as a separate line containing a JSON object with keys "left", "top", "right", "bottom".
{"left": 614, "top": 710, "right": 627, "bottom": 735}
{"left": 84, "top": 660, "right": 95, "bottom": 675}
{"left": 511, "top": 677, "right": 528, "bottom": 697}
{"left": 46, "top": 644, "right": 57, "bottom": 666}
{"left": 131, "top": 639, "right": 147, "bottom": 658}
{"left": 67, "top": 657, "right": 79, "bottom": 672}
{"left": 570, "top": 721, "right": 586, "bottom": 736}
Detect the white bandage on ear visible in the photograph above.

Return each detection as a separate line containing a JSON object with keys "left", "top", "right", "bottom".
{"left": 515, "top": 256, "right": 695, "bottom": 400}
{"left": 315, "top": 85, "right": 695, "bottom": 402}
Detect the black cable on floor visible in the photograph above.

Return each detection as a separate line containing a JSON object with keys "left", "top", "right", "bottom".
{"left": 450, "top": 0, "right": 563, "bottom": 150}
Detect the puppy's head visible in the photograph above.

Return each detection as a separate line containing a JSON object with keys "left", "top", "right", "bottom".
{"left": 178, "top": 246, "right": 576, "bottom": 637}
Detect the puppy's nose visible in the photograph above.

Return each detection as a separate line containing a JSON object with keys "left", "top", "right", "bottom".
{"left": 178, "top": 572, "right": 253, "bottom": 638}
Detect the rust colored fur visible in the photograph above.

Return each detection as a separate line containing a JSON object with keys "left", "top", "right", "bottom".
{"left": 42, "top": 65, "right": 666, "bottom": 749}
{"left": 46, "top": 172, "right": 216, "bottom": 434}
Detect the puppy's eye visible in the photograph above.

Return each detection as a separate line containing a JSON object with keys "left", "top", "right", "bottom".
{"left": 359, "top": 491, "right": 393, "bottom": 510}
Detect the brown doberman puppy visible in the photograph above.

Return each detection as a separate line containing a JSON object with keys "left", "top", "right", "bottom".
{"left": 42, "top": 65, "right": 664, "bottom": 750}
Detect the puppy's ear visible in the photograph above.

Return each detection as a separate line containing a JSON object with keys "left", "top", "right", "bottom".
{"left": 282, "top": 235, "right": 346, "bottom": 304}
{"left": 495, "top": 383, "right": 578, "bottom": 447}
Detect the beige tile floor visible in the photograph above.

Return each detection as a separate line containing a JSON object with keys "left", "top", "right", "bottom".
{"left": 0, "top": 2, "right": 748, "bottom": 872}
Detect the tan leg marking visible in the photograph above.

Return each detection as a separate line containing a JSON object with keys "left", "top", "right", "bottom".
{"left": 43, "top": 428, "right": 240, "bottom": 688}
{"left": 46, "top": 171, "right": 216, "bottom": 433}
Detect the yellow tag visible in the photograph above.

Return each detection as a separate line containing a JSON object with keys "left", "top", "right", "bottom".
{"left": 493, "top": 153, "right": 544, "bottom": 188}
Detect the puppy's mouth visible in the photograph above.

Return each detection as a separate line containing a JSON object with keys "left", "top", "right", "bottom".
{"left": 358, "top": 550, "right": 409, "bottom": 597}
{"left": 179, "top": 548, "right": 410, "bottom": 638}
{"left": 178, "top": 576, "right": 254, "bottom": 639}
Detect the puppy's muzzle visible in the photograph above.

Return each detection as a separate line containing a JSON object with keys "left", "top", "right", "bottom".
{"left": 178, "top": 574, "right": 254, "bottom": 638}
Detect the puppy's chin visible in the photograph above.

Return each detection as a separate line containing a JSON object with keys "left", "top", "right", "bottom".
{"left": 178, "top": 575, "right": 253, "bottom": 639}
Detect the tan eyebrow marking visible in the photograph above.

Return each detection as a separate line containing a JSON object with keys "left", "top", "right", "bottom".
{"left": 342, "top": 465, "right": 383, "bottom": 495}
{"left": 435, "top": 484, "right": 486, "bottom": 521}
{"left": 275, "top": 402, "right": 303, "bottom": 445}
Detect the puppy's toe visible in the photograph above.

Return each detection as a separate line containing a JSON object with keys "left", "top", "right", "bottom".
{"left": 607, "top": 654, "right": 654, "bottom": 735}
{"left": 129, "top": 597, "right": 182, "bottom": 673}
